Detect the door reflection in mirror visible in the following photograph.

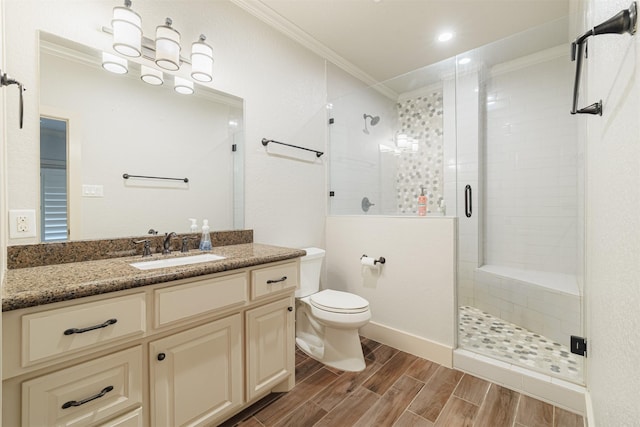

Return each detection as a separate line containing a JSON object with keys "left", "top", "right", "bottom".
{"left": 40, "top": 116, "right": 68, "bottom": 242}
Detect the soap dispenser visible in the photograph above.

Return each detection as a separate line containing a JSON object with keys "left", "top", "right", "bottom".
{"left": 189, "top": 218, "right": 198, "bottom": 233}
{"left": 199, "top": 219, "right": 212, "bottom": 251}
{"left": 418, "top": 186, "right": 427, "bottom": 216}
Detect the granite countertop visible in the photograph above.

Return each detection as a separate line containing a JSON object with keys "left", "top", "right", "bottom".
{"left": 2, "top": 243, "right": 306, "bottom": 312}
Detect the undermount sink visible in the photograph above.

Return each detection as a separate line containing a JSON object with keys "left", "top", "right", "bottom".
{"left": 130, "top": 253, "right": 226, "bottom": 270}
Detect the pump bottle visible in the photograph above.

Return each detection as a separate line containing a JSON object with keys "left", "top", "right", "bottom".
{"left": 418, "top": 186, "right": 427, "bottom": 216}
{"left": 199, "top": 219, "right": 212, "bottom": 251}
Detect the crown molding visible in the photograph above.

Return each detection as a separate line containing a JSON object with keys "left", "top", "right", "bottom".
{"left": 229, "top": 0, "right": 398, "bottom": 99}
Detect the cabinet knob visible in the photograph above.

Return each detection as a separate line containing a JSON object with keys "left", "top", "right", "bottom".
{"left": 157, "top": 353, "right": 166, "bottom": 361}
{"left": 287, "top": 306, "right": 293, "bottom": 312}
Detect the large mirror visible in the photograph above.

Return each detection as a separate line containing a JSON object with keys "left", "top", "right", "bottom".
{"left": 37, "top": 32, "right": 244, "bottom": 242}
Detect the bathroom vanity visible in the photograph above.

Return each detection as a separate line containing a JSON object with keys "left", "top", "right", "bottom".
{"left": 2, "top": 241, "right": 304, "bottom": 427}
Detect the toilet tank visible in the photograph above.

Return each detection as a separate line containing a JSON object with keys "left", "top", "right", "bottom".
{"left": 296, "top": 247, "right": 325, "bottom": 298}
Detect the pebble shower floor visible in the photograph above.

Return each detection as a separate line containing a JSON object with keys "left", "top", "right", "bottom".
{"left": 458, "top": 306, "right": 583, "bottom": 383}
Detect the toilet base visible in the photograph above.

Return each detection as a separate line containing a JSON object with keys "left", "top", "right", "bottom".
{"left": 296, "top": 326, "right": 366, "bottom": 372}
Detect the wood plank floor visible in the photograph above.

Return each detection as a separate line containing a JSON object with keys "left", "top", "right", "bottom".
{"left": 220, "top": 338, "right": 584, "bottom": 427}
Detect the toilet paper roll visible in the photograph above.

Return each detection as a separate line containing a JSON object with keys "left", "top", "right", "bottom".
{"left": 361, "top": 256, "right": 377, "bottom": 267}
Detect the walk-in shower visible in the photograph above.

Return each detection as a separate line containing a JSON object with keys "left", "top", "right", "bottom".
{"left": 328, "top": 17, "right": 584, "bottom": 385}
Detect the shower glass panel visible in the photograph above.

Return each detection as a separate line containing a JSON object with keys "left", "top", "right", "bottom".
{"left": 455, "top": 18, "right": 585, "bottom": 385}
{"left": 328, "top": 57, "right": 457, "bottom": 217}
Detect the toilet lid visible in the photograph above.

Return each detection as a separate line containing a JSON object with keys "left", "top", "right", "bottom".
{"left": 310, "top": 289, "right": 369, "bottom": 314}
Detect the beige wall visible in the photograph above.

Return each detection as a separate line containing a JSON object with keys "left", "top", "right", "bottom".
{"left": 583, "top": 0, "right": 640, "bottom": 424}
{"left": 3, "top": 0, "right": 327, "bottom": 249}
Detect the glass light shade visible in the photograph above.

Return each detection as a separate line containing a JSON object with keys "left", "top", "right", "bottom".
{"left": 140, "top": 65, "right": 163, "bottom": 85}
{"left": 155, "top": 19, "right": 181, "bottom": 71}
{"left": 174, "top": 76, "right": 194, "bottom": 95}
{"left": 112, "top": 4, "right": 142, "bottom": 57}
{"left": 191, "top": 35, "right": 213, "bottom": 82}
{"left": 102, "top": 52, "right": 128, "bottom": 74}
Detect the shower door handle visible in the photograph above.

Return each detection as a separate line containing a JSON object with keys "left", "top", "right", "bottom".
{"left": 465, "top": 185, "right": 472, "bottom": 218}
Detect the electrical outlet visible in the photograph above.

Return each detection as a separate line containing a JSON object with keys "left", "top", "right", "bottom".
{"left": 16, "top": 216, "right": 29, "bottom": 232}
{"left": 9, "top": 209, "right": 37, "bottom": 239}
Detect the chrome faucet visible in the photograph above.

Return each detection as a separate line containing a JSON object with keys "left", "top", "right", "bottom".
{"left": 134, "top": 239, "right": 152, "bottom": 257}
{"left": 163, "top": 232, "right": 177, "bottom": 254}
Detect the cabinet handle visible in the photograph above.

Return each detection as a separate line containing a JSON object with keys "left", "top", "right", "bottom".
{"left": 287, "top": 306, "right": 293, "bottom": 312}
{"left": 157, "top": 353, "right": 166, "bottom": 361}
{"left": 266, "top": 276, "right": 287, "bottom": 284}
{"left": 63, "top": 318, "right": 118, "bottom": 335}
{"left": 62, "top": 385, "right": 114, "bottom": 409}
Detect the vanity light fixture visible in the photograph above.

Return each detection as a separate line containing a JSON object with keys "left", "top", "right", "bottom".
{"left": 174, "top": 76, "right": 194, "bottom": 95}
{"left": 191, "top": 35, "right": 213, "bottom": 82}
{"left": 140, "top": 65, "right": 163, "bottom": 85}
{"left": 102, "top": 52, "right": 128, "bottom": 74}
{"left": 111, "top": 0, "right": 142, "bottom": 57}
{"left": 155, "top": 18, "right": 181, "bottom": 71}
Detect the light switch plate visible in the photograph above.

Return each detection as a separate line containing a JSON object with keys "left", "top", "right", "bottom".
{"left": 9, "top": 209, "right": 37, "bottom": 239}
{"left": 82, "top": 184, "right": 104, "bottom": 197}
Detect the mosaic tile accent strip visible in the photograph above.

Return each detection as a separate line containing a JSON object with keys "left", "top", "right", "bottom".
{"left": 396, "top": 91, "right": 444, "bottom": 214}
{"left": 458, "top": 305, "right": 583, "bottom": 383}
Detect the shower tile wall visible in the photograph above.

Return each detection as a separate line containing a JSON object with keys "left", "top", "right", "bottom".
{"left": 484, "top": 50, "right": 579, "bottom": 275}
{"left": 395, "top": 90, "right": 444, "bottom": 214}
{"left": 328, "top": 87, "right": 395, "bottom": 215}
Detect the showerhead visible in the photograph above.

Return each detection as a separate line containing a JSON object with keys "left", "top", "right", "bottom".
{"left": 363, "top": 113, "right": 380, "bottom": 134}
{"left": 364, "top": 114, "right": 380, "bottom": 125}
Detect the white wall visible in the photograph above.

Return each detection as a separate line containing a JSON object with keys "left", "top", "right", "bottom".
{"left": 326, "top": 216, "right": 456, "bottom": 366}
{"left": 1, "top": 0, "right": 6, "bottom": 411}
{"left": 3, "top": 0, "right": 327, "bottom": 249}
{"left": 583, "top": 0, "right": 640, "bottom": 424}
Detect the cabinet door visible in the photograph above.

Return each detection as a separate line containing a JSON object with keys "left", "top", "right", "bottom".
{"left": 246, "top": 297, "right": 294, "bottom": 401}
{"left": 150, "top": 315, "right": 242, "bottom": 427}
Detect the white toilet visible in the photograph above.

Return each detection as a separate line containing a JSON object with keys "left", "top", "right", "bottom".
{"left": 295, "top": 247, "right": 371, "bottom": 372}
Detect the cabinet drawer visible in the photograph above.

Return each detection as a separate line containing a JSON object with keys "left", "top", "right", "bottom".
{"left": 22, "top": 346, "right": 143, "bottom": 427}
{"left": 251, "top": 261, "right": 299, "bottom": 300}
{"left": 22, "top": 293, "right": 146, "bottom": 367}
{"left": 100, "top": 408, "right": 143, "bottom": 427}
{"left": 154, "top": 272, "right": 247, "bottom": 328}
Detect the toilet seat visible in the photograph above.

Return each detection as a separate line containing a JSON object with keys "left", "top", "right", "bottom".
{"left": 310, "top": 289, "right": 369, "bottom": 314}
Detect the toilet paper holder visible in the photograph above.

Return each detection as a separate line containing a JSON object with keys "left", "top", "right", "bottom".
{"left": 361, "top": 254, "right": 386, "bottom": 265}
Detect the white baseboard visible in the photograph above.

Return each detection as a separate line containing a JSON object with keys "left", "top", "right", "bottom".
{"left": 584, "top": 390, "right": 594, "bottom": 427}
{"left": 360, "top": 321, "right": 453, "bottom": 368}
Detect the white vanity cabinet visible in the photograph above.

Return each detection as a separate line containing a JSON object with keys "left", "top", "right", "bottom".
{"left": 149, "top": 314, "right": 243, "bottom": 426}
{"left": 2, "top": 258, "right": 300, "bottom": 427}
{"left": 246, "top": 297, "right": 295, "bottom": 401}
